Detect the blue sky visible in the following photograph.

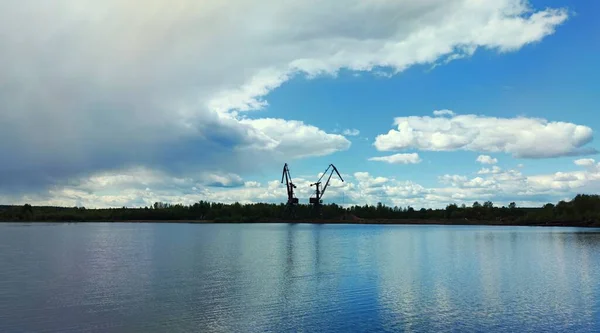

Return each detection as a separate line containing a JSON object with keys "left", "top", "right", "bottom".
{"left": 250, "top": 0, "right": 600, "bottom": 201}
{"left": 1, "top": 0, "right": 599, "bottom": 208}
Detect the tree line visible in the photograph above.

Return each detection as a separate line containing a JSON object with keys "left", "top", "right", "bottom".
{"left": 1, "top": 194, "right": 599, "bottom": 226}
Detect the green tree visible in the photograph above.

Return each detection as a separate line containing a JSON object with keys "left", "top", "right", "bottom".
{"left": 445, "top": 204, "right": 458, "bottom": 219}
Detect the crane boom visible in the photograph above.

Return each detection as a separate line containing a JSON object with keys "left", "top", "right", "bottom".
{"left": 321, "top": 164, "right": 343, "bottom": 197}
{"left": 310, "top": 164, "right": 344, "bottom": 216}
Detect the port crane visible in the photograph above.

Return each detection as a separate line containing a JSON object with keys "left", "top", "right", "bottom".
{"left": 281, "top": 163, "right": 299, "bottom": 217}
{"left": 310, "top": 164, "right": 344, "bottom": 217}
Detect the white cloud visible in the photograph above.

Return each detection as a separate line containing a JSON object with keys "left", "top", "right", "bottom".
{"left": 464, "top": 177, "right": 497, "bottom": 189}
{"left": 374, "top": 114, "right": 595, "bottom": 158}
{"left": 201, "top": 172, "right": 244, "bottom": 188}
{"left": 433, "top": 110, "right": 455, "bottom": 117}
{"left": 350, "top": 172, "right": 427, "bottom": 205}
{"left": 5, "top": 158, "right": 600, "bottom": 209}
{"left": 575, "top": 159, "right": 596, "bottom": 167}
{"left": 368, "top": 153, "right": 422, "bottom": 164}
{"left": 573, "top": 158, "right": 600, "bottom": 174}
{"left": 72, "top": 167, "right": 246, "bottom": 192}
{"left": 527, "top": 172, "right": 589, "bottom": 192}
{"left": 244, "top": 181, "right": 261, "bottom": 188}
{"left": 354, "top": 172, "right": 390, "bottom": 188}
{"left": 238, "top": 118, "right": 350, "bottom": 159}
{"left": 342, "top": 129, "right": 361, "bottom": 136}
{"left": 478, "top": 166, "right": 503, "bottom": 175}
{"left": 477, "top": 155, "right": 498, "bottom": 165}
{"left": 0, "top": 0, "right": 569, "bottom": 192}
{"left": 439, "top": 175, "right": 469, "bottom": 187}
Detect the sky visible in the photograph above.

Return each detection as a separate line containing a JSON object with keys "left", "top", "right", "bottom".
{"left": 1, "top": 0, "right": 599, "bottom": 209}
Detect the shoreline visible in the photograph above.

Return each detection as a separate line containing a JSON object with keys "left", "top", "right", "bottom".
{"left": 3, "top": 194, "right": 598, "bottom": 228}
{"left": 3, "top": 218, "right": 600, "bottom": 228}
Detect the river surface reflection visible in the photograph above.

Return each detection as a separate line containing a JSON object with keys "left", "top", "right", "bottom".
{"left": 0, "top": 223, "right": 599, "bottom": 332}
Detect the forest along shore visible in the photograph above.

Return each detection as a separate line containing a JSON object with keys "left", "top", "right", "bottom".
{"left": 1, "top": 194, "right": 599, "bottom": 227}
{"left": 1, "top": 218, "right": 599, "bottom": 228}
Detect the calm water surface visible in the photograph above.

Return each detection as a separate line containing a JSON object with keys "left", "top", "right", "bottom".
{"left": 1, "top": 223, "right": 599, "bottom": 332}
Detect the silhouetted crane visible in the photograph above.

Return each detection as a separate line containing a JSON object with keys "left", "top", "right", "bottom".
{"left": 281, "top": 163, "right": 299, "bottom": 217}
{"left": 310, "top": 164, "right": 344, "bottom": 217}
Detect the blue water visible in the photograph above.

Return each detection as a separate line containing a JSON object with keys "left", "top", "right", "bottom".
{"left": 0, "top": 223, "right": 599, "bottom": 332}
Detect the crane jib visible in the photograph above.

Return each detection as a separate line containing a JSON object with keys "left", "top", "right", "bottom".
{"left": 280, "top": 162, "right": 344, "bottom": 218}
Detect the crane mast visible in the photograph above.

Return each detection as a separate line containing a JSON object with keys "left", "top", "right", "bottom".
{"left": 281, "top": 163, "right": 298, "bottom": 217}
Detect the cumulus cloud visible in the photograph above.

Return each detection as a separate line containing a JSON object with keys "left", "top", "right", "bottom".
{"left": 5, "top": 158, "right": 600, "bottom": 209}
{"left": 368, "top": 153, "right": 422, "bottom": 164}
{"left": 0, "top": 0, "right": 569, "bottom": 196}
{"left": 354, "top": 172, "right": 390, "bottom": 188}
{"left": 478, "top": 166, "right": 503, "bottom": 175}
{"left": 342, "top": 129, "right": 361, "bottom": 136}
{"left": 2, "top": 167, "right": 345, "bottom": 208}
{"left": 433, "top": 110, "right": 455, "bottom": 117}
{"left": 347, "top": 165, "right": 588, "bottom": 208}
{"left": 238, "top": 118, "right": 350, "bottom": 159}
{"left": 439, "top": 175, "right": 469, "bottom": 187}
{"left": 527, "top": 172, "right": 589, "bottom": 193}
{"left": 575, "top": 159, "right": 596, "bottom": 167}
{"left": 201, "top": 173, "right": 245, "bottom": 188}
{"left": 244, "top": 181, "right": 262, "bottom": 188}
{"left": 435, "top": 163, "right": 600, "bottom": 206}
{"left": 477, "top": 155, "right": 498, "bottom": 165}
{"left": 73, "top": 167, "right": 246, "bottom": 192}
{"left": 350, "top": 172, "right": 426, "bottom": 204}
{"left": 573, "top": 158, "right": 600, "bottom": 174}
{"left": 374, "top": 114, "right": 595, "bottom": 158}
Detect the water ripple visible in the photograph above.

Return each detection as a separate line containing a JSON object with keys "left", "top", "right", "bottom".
{"left": 0, "top": 223, "right": 599, "bottom": 332}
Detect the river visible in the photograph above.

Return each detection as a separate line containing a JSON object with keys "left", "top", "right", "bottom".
{"left": 0, "top": 223, "right": 599, "bottom": 332}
